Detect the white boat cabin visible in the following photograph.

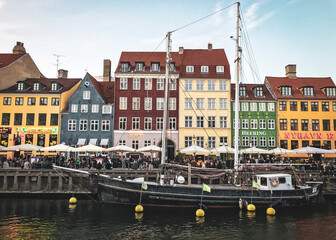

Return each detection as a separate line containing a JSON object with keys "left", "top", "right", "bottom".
{"left": 256, "top": 173, "right": 293, "bottom": 190}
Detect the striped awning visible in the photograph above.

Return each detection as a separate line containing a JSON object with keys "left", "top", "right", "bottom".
{"left": 89, "top": 138, "right": 97, "bottom": 145}
{"left": 100, "top": 139, "right": 109, "bottom": 146}
{"left": 77, "top": 138, "right": 86, "bottom": 146}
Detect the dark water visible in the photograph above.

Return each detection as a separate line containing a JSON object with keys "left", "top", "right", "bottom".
{"left": 1, "top": 198, "right": 336, "bottom": 240}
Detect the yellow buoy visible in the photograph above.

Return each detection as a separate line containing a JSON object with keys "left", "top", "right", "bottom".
{"left": 135, "top": 204, "right": 144, "bottom": 213}
{"left": 135, "top": 212, "right": 143, "bottom": 220}
{"left": 69, "top": 197, "right": 77, "bottom": 204}
{"left": 247, "top": 204, "right": 256, "bottom": 212}
{"left": 266, "top": 207, "right": 276, "bottom": 215}
{"left": 196, "top": 216, "right": 205, "bottom": 223}
{"left": 196, "top": 209, "right": 205, "bottom": 217}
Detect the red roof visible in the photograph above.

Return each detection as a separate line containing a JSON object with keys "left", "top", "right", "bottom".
{"left": 0, "top": 54, "right": 25, "bottom": 69}
{"left": 265, "top": 76, "right": 336, "bottom": 100}
{"left": 87, "top": 74, "right": 114, "bottom": 104}
{"left": 231, "top": 83, "right": 276, "bottom": 101}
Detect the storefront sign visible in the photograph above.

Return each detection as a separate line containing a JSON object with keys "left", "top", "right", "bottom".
{"left": 283, "top": 132, "right": 336, "bottom": 139}
{"left": 241, "top": 131, "right": 267, "bottom": 136}
{"left": 18, "top": 127, "right": 58, "bottom": 134}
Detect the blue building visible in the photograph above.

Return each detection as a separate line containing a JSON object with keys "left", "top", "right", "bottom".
{"left": 60, "top": 73, "right": 114, "bottom": 148}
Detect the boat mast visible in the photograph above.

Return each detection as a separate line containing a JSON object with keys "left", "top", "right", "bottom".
{"left": 161, "top": 31, "right": 171, "bottom": 165}
{"left": 234, "top": 2, "right": 240, "bottom": 169}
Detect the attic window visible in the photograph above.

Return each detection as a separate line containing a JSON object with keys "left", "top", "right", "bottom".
{"left": 33, "top": 82, "right": 40, "bottom": 91}
{"left": 239, "top": 86, "right": 247, "bottom": 97}
{"left": 186, "top": 66, "right": 194, "bottom": 73}
{"left": 255, "top": 86, "right": 263, "bottom": 97}
{"left": 281, "top": 86, "right": 292, "bottom": 96}
{"left": 135, "top": 62, "right": 145, "bottom": 71}
{"left": 151, "top": 62, "right": 160, "bottom": 72}
{"left": 303, "top": 87, "right": 314, "bottom": 96}
{"left": 201, "top": 66, "right": 209, "bottom": 73}
{"left": 51, "top": 83, "right": 58, "bottom": 91}
{"left": 216, "top": 66, "right": 224, "bottom": 73}
{"left": 169, "top": 63, "right": 176, "bottom": 72}
{"left": 325, "top": 87, "right": 336, "bottom": 97}
{"left": 120, "top": 62, "right": 130, "bottom": 72}
{"left": 17, "top": 82, "right": 24, "bottom": 91}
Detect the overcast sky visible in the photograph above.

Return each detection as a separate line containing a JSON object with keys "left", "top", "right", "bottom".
{"left": 0, "top": 0, "right": 335, "bottom": 82}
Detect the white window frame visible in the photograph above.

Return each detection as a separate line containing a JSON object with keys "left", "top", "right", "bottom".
{"left": 259, "top": 102, "right": 266, "bottom": 111}
{"left": 219, "top": 80, "right": 227, "bottom": 91}
{"left": 156, "top": 117, "right": 163, "bottom": 130}
{"left": 157, "top": 79, "right": 164, "bottom": 90}
{"left": 208, "top": 80, "right": 215, "bottom": 91}
{"left": 201, "top": 66, "right": 209, "bottom": 73}
{"left": 169, "top": 98, "right": 176, "bottom": 110}
{"left": 196, "top": 98, "right": 204, "bottom": 109}
{"left": 185, "top": 116, "right": 192, "bottom": 128}
{"left": 83, "top": 91, "right": 90, "bottom": 100}
{"left": 92, "top": 104, "right": 99, "bottom": 113}
{"left": 33, "top": 82, "right": 40, "bottom": 91}
{"left": 102, "top": 105, "right": 112, "bottom": 114}
{"left": 250, "top": 102, "right": 257, "bottom": 111}
{"left": 132, "top": 117, "right": 140, "bottom": 130}
{"left": 208, "top": 137, "right": 216, "bottom": 149}
{"left": 251, "top": 119, "right": 257, "bottom": 129}
{"left": 119, "top": 97, "right": 127, "bottom": 110}
{"left": 133, "top": 78, "right": 140, "bottom": 90}
{"left": 260, "top": 137, "right": 267, "bottom": 147}
{"left": 120, "top": 78, "right": 128, "bottom": 90}
{"left": 219, "top": 98, "right": 227, "bottom": 109}
{"left": 79, "top": 119, "right": 88, "bottom": 131}
{"left": 259, "top": 119, "right": 266, "bottom": 129}
{"left": 269, "top": 137, "right": 276, "bottom": 147}
{"left": 81, "top": 104, "right": 88, "bottom": 113}
{"left": 220, "top": 117, "right": 227, "bottom": 128}
{"left": 197, "top": 116, "right": 204, "bottom": 128}
{"left": 132, "top": 97, "right": 140, "bottom": 110}
{"left": 90, "top": 120, "right": 99, "bottom": 131}
{"left": 196, "top": 80, "right": 204, "bottom": 91}
{"left": 144, "top": 97, "right": 152, "bottom": 110}
{"left": 268, "top": 102, "right": 275, "bottom": 112}
{"left": 185, "top": 80, "right": 192, "bottom": 91}
{"left": 144, "top": 117, "right": 152, "bottom": 130}
{"left": 216, "top": 66, "right": 225, "bottom": 73}
{"left": 185, "top": 98, "right": 192, "bottom": 109}
{"left": 169, "top": 78, "right": 176, "bottom": 90}
{"left": 186, "top": 66, "right": 194, "bottom": 73}
{"left": 156, "top": 98, "right": 164, "bottom": 110}
{"left": 251, "top": 136, "right": 258, "bottom": 147}
{"left": 169, "top": 117, "right": 176, "bottom": 130}
{"left": 119, "top": 117, "right": 127, "bottom": 130}
{"left": 241, "top": 102, "right": 249, "bottom": 111}
{"left": 268, "top": 119, "right": 275, "bottom": 129}
{"left": 208, "top": 98, "right": 216, "bottom": 109}
{"left": 68, "top": 119, "right": 76, "bottom": 131}
{"left": 71, "top": 104, "right": 78, "bottom": 113}
{"left": 208, "top": 116, "right": 216, "bottom": 128}
{"left": 242, "top": 136, "right": 249, "bottom": 147}
{"left": 102, "top": 120, "right": 110, "bottom": 131}
{"left": 145, "top": 78, "right": 152, "bottom": 90}
{"left": 242, "top": 119, "right": 249, "bottom": 129}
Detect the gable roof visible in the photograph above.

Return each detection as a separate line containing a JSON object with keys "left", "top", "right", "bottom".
{"left": 265, "top": 76, "right": 336, "bottom": 100}
{"left": 231, "top": 83, "right": 276, "bottom": 101}
{"left": 87, "top": 73, "right": 114, "bottom": 104}
{"left": 0, "top": 54, "right": 25, "bottom": 69}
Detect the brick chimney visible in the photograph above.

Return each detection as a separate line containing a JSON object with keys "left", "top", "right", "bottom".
{"left": 285, "top": 64, "right": 296, "bottom": 78}
{"left": 58, "top": 69, "right": 68, "bottom": 78}
{"left": 103, "top": 59, "right": 111, "bottom": 82}
{"left": 208, "top": 43, "right": 212, "bottom": 51}
{"left": 179, "top": 47, "right": 184, "bottom": 54}
{"left": 12, "top": 42, "right": 26, "bottom": 54}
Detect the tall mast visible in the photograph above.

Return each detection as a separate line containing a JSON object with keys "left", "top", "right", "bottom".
{"left": 161, "top": 31, "right": 171, "bottom": 165}
{"left": 234, "top": 2, "right": 240, "bottom": 169}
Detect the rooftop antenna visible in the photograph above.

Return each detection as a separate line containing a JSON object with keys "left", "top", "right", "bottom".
{"left": 53, "top": 53, "right": 65, "bottom": 77}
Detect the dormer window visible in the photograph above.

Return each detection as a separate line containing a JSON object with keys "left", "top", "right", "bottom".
{"left": 186, "top": 66, "right": 194, "bottom": 73}
{"left": 51, "top": 82, "right": 58, "bottom": 91}
{"left": 281, "top": 86, "right": 292, "bottom": 96}
{"left": 151, "top": 62, "right": 160, "bottom": 72}
{"left": 120, "top": 62, "right": 130, "bottom": 72}
{"left": 33, "top": 82, "right": 40, "bottom": 91}
{"left": 216, "top": 66, "right": 225, "bottom": 73}
{"left": 303, "top": 87, "right": 314, "bottom": 96}
{"left": 325, "top": 87, "right": 336, "bottom": 97}
{"left": 17, "top": 82, "right": 24, "bottom": 91}
{"left": 255, "top": 86, "right": 263, "bottom": 97}
{"left": 169, "top": 63, "right": 175, "bottom": 72}
{"left": 201, "top": 66, "right": 209, "bottom": 73}
{"left": 135, "top": 62, "right": 145, "bottom": 71}
{"left": 239, "top": 86, "right": 247, "bottom": 97}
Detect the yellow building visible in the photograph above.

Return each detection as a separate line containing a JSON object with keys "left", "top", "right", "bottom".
{"left": 266, "top": 65, "right": 336, "bottom": 153}
{"left": 0, "top": 74, "right": 81, "bottom": 158}
{"left": 178, "top": 46, "right": 231, "bottom": 155}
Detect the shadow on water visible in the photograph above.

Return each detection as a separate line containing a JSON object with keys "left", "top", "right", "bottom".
{"left": 0, "top": 197, "right": 336, "bottom": 239}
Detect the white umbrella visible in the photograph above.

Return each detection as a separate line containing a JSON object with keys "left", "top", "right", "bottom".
{"left": 239, "top": 147, "right": 272, "bottom": 154}
{"left": 0, "top": 145, "right": 8, "bottom": 151}
{"left": 6, "top": 143, "right": 43, "bottom": 151}
{"left": 107, "top": 145, "right": 135, "bottom": 152}
{"left": 41, "top": 144, "right": 75, "bottom": 152}
{"left": 74, "top": 144, "right": 107, "bottom": 152}
{"left": 269, "top": 147, "right": 296, "bottom": 155}
{"left": 294, "top": 146, "right": 330, "bottom": 154}
{"left": 179, "top": 145, "right": 210, "bottom": 154}
{"left": 326, "top": 149, "right": 336, "bottom": 154}
{"left": 210, "top": 145, "right": 235, "bottom": 154}
{"left": 136, "top": 145, "right": 162, "bottom": 153}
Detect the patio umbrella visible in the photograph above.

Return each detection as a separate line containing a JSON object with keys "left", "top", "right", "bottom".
{"left": 326, "top": 149, "right": 336, "bottom": 154}
{"left": 293, "top": 146, "right": 330, "bottom": 154}
{"left": 136, "top": 145, "right": 162, "bottom": 153}
{"left": 107, "top": 145, "right": 135, "bottom": 152}
{"left": 269, "top": 147, "right": 296, "bottom": 155}
{"left": 74, "top": 144, "right": 107, "bottom": 152}
{"left": 6, "top": 143, "right": 43, "bottom": 151}
{"left": 0, "top": 145, "right": 8, "bottom": 151}
{"left": 179, "top": 145, "right": 210, "bottom": 154}
{"left": 41, "top": 144, "right": 75, "bottom": 152}
{"left": 210, "top": 145, "right": 235, "bottom": 154}
{"left": 239, "top": 147, "right": 272, "bottom": 154}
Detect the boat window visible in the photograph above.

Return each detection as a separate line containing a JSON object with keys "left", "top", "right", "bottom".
{"left": 260, "top": 177, "right": 267, "bottom": 186}
{"left": 279, "top": 177, "right": 286, "bottom": 184}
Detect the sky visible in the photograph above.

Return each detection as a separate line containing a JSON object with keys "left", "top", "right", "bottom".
{"left": 0, "top": 0, "right": 335, "bottom": 82}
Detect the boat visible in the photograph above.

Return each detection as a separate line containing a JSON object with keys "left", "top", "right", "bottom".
{"left": 54, "top": 2, "right": 324, "bottom": 209}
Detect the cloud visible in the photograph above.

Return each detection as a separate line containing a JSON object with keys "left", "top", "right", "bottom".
{"left": 0, "top": 0, "right": 5, "bottom": 10}
{"left": 243, "top": 2, "right": 275, "bottom": 30}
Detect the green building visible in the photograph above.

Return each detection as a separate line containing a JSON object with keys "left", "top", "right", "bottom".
{"left": 231, "top": 84, "right": 277, "bottom": 149}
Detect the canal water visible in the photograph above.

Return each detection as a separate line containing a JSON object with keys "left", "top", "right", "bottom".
{"left": 1, "top": 198, "right": 336, "bottom": 240}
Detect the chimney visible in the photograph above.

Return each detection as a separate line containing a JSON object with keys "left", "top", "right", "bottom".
{"left": 103, "top": 59, "right": 111, "bottom": 82}
{"left": 208, "top": 43, "right": 212, "bottom": 51}
{"left": 285, "top": 64, "right": 297, "bottom": 78}
{"left": 12, "top": 42, "right": 26, "bottom": 54}
{"left": 58, "top": 69, "right": 68, "bottom": 78}
{"left": 179, "top": 46, "right": 184, "bottom": 54}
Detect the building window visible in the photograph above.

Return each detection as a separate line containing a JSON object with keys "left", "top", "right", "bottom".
{"left": 157, "top": 79, "right": 164, "bottom": 90}
{"left": 301, "top": 119, "right": 309, "bottom": 131}
{"left": 40, "top": 97, "right": 48, "bottom": 105}
{"left": 259, "top": 119, "right": 266, "bottom": 129}
{"left": 259, "top": 103, "right": 266, "bottom": 111}
{"left": 90, "top": 120, "right": 99, "bottom": 131}
{"left": 79, "top": 119, "right": 88, "bottom": 131}
{"left": 196, "top": 98, "right": 204, "bottom": 109}
{"left": 120, "top": 62, "right": 130, "bottom": 72}
{"left": 233, "top": 135, "right": 240, "bottom": 147}
{"left": 144, "top": 97, "right": 152, "bottom": 110}
{"left": 145, "top": 78, "right": 152, "bottom": 90}
{"left": 251, "top": 137, "right": 258, "bottom": 147}
{"left": 290, "top": 119, "right": 298, "bottom": 130}
{"left": 250, "top": 102, "right": 257, "bottom": 111}
{"left": 326, "top": 87, "right": 336, "bottom": 97}
{"left": 281, "top": 86, "right": 292, "bottom": 96}
{"left": 219, "top": 98, "right": 227, "bottom": 109}
{"left": 169, "top": 117, "right": 176, "bottom": 130}
{"left": 144, "top": 117, "right": 152, "bottom": 130}
{"left": 279, "top": 101, "right": 287, "bottom": 111}
{"left": 290, "top": 101, "right": 297, "bottom": 111}
{"left": 1, "top": 113, "right": 10, "bottom": 125}
{"left": 3, "top": 97, "right": 11, "bottom": 105}
{"left": 185, "top": 98, "right": 192, "bottom": 109}
{"left": 102, "top": 105, "right": 112, "bottom": 114}
{"left": 120, "top": 78, "right": 128, "bottom": 90}
{"left": 268, "top": 119, "right": 275, "bottom": 129}
{"left": 132, "top": 97, "right": 140, "bottom": 110}
{"left": 268, "top": 103, "right": 275, "bottom": 112}
{"left": 311, "top": 102, "right": 319, "bottom": 111}
{"left": 291, "top": 140, "right": 298, "bottom": 150}
{"left": 185, "top": 116, "right": 192, "bottom": 128}
{"left": 170, "top": 63, "right": 176, "bottom": 72}
{"left": 251, "top": 119, "right": 257, "bottom": 129}
{"left": 334, "top": 120, "right": 336, "bottom": 131}
{"left": 144, "top": 140, "right": 151, "bottom": 147}
{"left": 81, "top": 104, "right": 88, "bottom": 113}
{"left": 196, "top": 80, "right": 204, "bottom": 91}
{"left": 33, "top": 82, "right": 40, "bottom": 91}
{"left": 156, "top": 98, "right": 164, "bottom": 110}
{"left": 50, "top": 114, "right": 58, "bottom": 126}
{"left": 132, "top": 117, "right": 140, "bottom": 130}
{"left": 312, "top": 119, "right": 320, "bottom": 131}
{"left": 135, "top": 62, "right": 144, "bottom": 71}
{"left": 208, "top": 137, "right": 216, "bottom": 148}
{"left": 269, "top": 137, "right": 275, "bottom": 147}
{"left": 118, "top": 97, "right": 127, "bottom": 110}
{"left": 220, "top": 137, "right": 228, "bottom": 146}
{"left": 185, "top": 80, "right": 192, "bottom": 91}
{"left": 280, "top": 140, "right": 288, "bottom": 149}
{"left": 92, "top": 104, "right": 99, "bottom": 113}
{"left": 38, "top": 113, "right": 47, "bottom": 126}
{"left": 322, "top": 102, "right": 329, "bottom": 111}
{"left": 151, "top": 62, "right": 160, "bottom": 72}
{"left": 169, "top": 98, "right": 176, "bottom": 110}
{"left": 216, "top": 66, "right": 225, "bottom": 73}
{"left": 51, "top": 83, "right": 58, "bottom": 91}
{"left": 133, "top": 78, "right": 140, "bottom": 90}
{"left": 208, "top": 80, "right": 215, "bottom": 91}
{"left": 14, "top": 113, "right": 22, "bottom": 125}
{"left": 208, "top": 98, "right": 216, "bottom": 109}
{"left": 15, "top": 97, "right": 23, "bottom": 105}
{"left": 185, "top": 136, "right": 193, "bottom": 147}
{"left": 102, "top": 120, "right": 110, "bottom": 131}
{"left": 242, "top": 119, "right": 249, "bottom": 129}
{"left": 255, "top": 87, "right": 263, "bottom": 97}
{"left": 119, "top": 117, "right": 127, "bottom": 130}
{"left": 28, "top": 97, "right": 36, "bottom": 106}
{"left": 197, "top": 116, "right": 204, "bottom": 128}
{"left": 323, "top": 141, "right": 331, "bottom": 150}
{"left": 323, "top": 120, "right": 330, "bottom": 131}
{"left": 219, "top": 80, "right": 227, "bottom": 91}
{"left": 71, "top": 104, "right": 78, "bottom": 113}
{"left": 208, "top": 116, "right": 216, "bottom": 128}
{"left": 132, "top": 140, "right": 139, "bottom": 150}
{"left": 280, "top": 119, "right": 287, "bottom": 130}
{"left": 303, "top": 87, "right": 314, "bottom": 96}
{"left": 26, "top": 113, "right": 35, "bottom": 125}
{"left": 301, "top": 102, "right": 308, "bottom": 111}
{"left": 186, "top": 66, "right": 194, "bottom": 73}
{"left": 156, "top": 117, "right": 163, "bottom": 130}
{"left": 169, "top": 78, "right": 176, "bottom": 90}
{"left": 201, "top": 66, "right": 209, "bottom": 73}
{"left": 239, "top": 86, "right": 246, "bottom": 97}
{"left": 51, "top": 98, "right": 59, "bottom": 106}
{"left": 241, "top": 102, "right": 249, "bottom": 111}
{"left": 312, "top": 141, "right": 321, "bottom": 148}
{"left": 68, "top": 119, "right": 76, "bottom": 131}
{"left": 83, "top": 91, "right": 90, "bottom": 99}
{"left": 260, "top": 137, "right": 267, "bottom": 147}
{"left": 220, "top": 117, "right": 227, "bottom": 128}
{"left": 302, "top": 140, "right": 310, "bottom": 147}
{"left": 333, "top": 102, "right": 336, "bottom": 111}
{"left": 196, "top": 137, "right": 204, "bottom": 148}
{"left": 119, "top": 140, "right": 126, "bottom": 146}
{"left": 17, "top": 82, "right": 24, "bottom": 90}
{"left": 242, "top": 136, "right": 249, "bottom": 147}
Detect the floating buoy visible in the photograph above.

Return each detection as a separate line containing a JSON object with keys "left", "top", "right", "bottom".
{"left": 247, "top": 204, "right": 256, "bottom": 212}
{"left": 135, "top": 212, "right": 143, "bottom": 220}
{"left": 266, "top": 207, "right": 276, "bottom": 215}
{"left": 247, "top": 211, "right": 256, "bottom": 218}
{"left": 266, "top": 215, "right": 275, "bottom": 223}
{"left": 135, "top": 204, "right": 144, "bottom": 213}
{"left": 69, "top": 197, "right": 77, "bottom": 204}
{"left": 196, "top": 209, "right": 205, "bottom": 217}
{"left": 196, "top": 216, "right": 205, "bottom": 223}
{"left": 69, "top": 204, "right": 76, "bottom": 210}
